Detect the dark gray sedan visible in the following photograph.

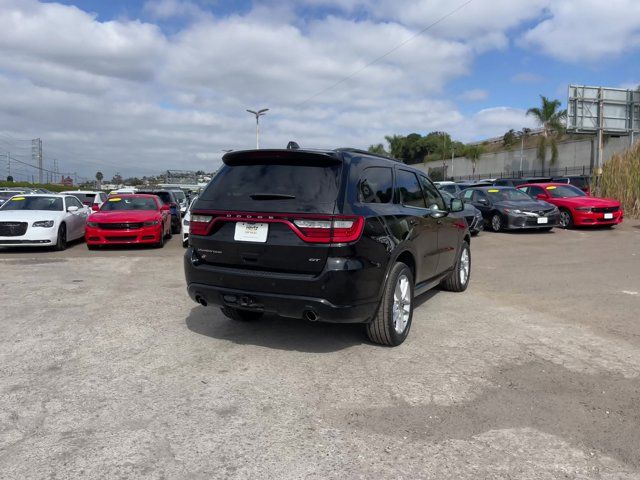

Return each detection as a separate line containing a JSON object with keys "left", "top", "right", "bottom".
{"left": 460, "top": 186, "right": 560, "bottom": 232}
{"left": 440, "top": 190, "right": 483, "bottom": 235}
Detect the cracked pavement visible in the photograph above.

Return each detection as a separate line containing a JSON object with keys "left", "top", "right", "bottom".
{"left": 1, "top": 221, "right": 639, "bottom": 479}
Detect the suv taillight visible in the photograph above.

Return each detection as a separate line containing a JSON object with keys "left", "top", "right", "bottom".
{"left": 189, "top": 212, "right": 364, "bottom": 243}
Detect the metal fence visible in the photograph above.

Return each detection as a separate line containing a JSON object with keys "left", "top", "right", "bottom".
{"left": 452, "top": 165, "right": 593, "bottom": 182}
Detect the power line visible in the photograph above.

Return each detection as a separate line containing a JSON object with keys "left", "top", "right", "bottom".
{"left": 295, "top": 0, "right": 476, "bottom": 107}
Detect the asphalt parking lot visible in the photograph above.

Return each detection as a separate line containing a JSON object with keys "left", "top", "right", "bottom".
{"left": 1, "top": 222, "right": 640, "bottom": 479}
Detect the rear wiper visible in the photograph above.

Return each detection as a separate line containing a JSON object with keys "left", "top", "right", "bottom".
{"left": 249, "top": 193, "right": 296, "bottom": 200}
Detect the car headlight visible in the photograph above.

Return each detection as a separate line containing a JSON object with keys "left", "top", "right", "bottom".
{"left": 575, "top": 207, "right": 592, "bottom": 212}
{"left": 183, "top": 219, "right": 190, "bottom": 226}
{"left": 87, "top": 221, "right": 99, "bottom": 227}
{"left": 143, "top": 220, "right": 160, "bottom": 226}
{"left": 551, "top": 206, "right": 560, "bottom": 214}
{"left": 504, "top": 208, "right": 522, "bottom": 214}
{"left": 32, "top": 220, "right": 54, "bottom": 228}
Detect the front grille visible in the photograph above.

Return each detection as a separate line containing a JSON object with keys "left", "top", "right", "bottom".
{"left": 105, "top": 235, "right": 137, "bottom": 241}
{"left": 592, "top": 206, "right": 619, "bottom": 213}
{"left": 0, "top": 222, "right": 28, "bottom": 237}
{"left": 98, "top": 222, "right": 143, "bottom": 230}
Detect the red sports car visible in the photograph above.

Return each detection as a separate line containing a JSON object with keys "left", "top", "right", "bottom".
{"left": 518, "top": 183, "right": 623, "bottom": 228}
{"left": 85, "top": 194, "right": 172, "bottom": 248}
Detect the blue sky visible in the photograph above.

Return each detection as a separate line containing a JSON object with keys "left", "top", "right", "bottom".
{"left": 1, "top": 0, "right": 639, "bottom": 180}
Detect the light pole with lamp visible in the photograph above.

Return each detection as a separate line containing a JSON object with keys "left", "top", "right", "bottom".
{"left": 246, "top": 108, "right": 269, "bottom": 149}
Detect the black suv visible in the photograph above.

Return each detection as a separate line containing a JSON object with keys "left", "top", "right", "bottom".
{"left": 184, "top": 148, "right": 471, "bottom": 346}
{"left": 136, "top": 190, "right": 182, "bottom": 234}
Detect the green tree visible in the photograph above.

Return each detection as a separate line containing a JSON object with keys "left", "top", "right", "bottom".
{"left": 368, "top": 143, "right": 387, "bottom": 155}
{"left": 526, "top": 95, "right": 567, "bottom": 167}
{"left": 502, "top": 129, "right": 517, "bottom": 148}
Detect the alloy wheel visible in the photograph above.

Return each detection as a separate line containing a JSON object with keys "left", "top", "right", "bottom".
{"left": 560, "top": 211, "right": 571, "bottom": 228}
{"left": 459, "top": 247, "right": 470, "bottom": 285}
{"left": 392, "top": 274, "right": 411, "bottom": 334}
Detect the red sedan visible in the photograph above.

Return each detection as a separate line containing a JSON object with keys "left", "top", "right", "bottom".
{"left": 85, "top": 194, "right": 171, "bottom": 248}
{"left": 517, "top": 183, "right": 623, "bottom": 228}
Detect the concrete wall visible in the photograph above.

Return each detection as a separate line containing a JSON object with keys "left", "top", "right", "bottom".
{"left": 415, "top": 135, "right": 634, "bottom": 179}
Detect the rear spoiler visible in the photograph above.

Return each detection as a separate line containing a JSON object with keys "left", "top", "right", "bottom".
{"left": 222, "top": 149, "right": 342, "bottom": 166}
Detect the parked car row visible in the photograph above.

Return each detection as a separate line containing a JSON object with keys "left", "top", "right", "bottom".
{"left": 0, "top": 189, "right": 192, "bottom": 250}
{"left": 435, "top": 176, "right": 621, "bottom": 232}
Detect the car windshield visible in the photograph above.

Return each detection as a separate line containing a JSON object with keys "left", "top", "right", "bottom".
{"left": 100, "top": 197, "right": 158, "bottom": 211}
{"left": 139, "top": 192, "right": 172, "bottom": 204}
{"left": 0, "top": 191, "right": 23, "bottom": 199}
{"left": 546, "top": 185, "right": 586, "bottom": 198}
{"left": 486, "top": 188, "right": 531, "bottom": 202}
{"left": 439, "top": 184, "right": 459, "bottom": 195}
{"left": 0, "top": 196, "right": 63, "bottom": 211}
{"left": 66, "top": 193, "right": 96, "bottom": 205}
{"left": 171, "top": 190, "right": 186, "bottom": 202}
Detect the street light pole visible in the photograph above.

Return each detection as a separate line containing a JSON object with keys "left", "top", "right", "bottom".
{"left": 246, "top": 108, "right": 269, "bottom": 149}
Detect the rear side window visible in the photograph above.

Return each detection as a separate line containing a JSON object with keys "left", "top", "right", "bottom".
{"left": 396, "top": 170, "right": 426, "bottom": 208}
{"left": 200, "top": 163, "right": 341, "bottom": 213}
{"left": 359, "top": 167, "right": 393, "bottom": 203}
{"left": 462, "top": 189, "right": 474, "bottom": 200}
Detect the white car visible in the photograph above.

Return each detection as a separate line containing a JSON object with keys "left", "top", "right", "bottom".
{"left": 61, "top": 190, "right": 108, "bottom": 212}
{"left": 0, "top": 194, "right": 90, "bottom": 250}
{"left": 182, "top": 196, "right": 198, "bottom": 248}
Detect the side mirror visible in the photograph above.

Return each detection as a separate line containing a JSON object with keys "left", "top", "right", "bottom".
{"left": 450, "top": 198, "right": 464, "bottom": 213}
{"left": 67, "top": 206, "right": 79, "bottom": 213}
{"left": 536, "top": 194, "right": 547, "bottom": 200}
{"left": 91, "top": 204, "right": 100, "bottom": 211}
{"left": 161, "top": 204, "right": 170, "bottom": 211}
{"left": 428, "top": 204, "right": 448, "bottom": 218}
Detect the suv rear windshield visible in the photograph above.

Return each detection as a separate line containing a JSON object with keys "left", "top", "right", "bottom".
{"left": 200, "top": 163, "right": 341, "bottom": 213}
{"left": 69, "top": 193, "right": 96, "bottom": 205}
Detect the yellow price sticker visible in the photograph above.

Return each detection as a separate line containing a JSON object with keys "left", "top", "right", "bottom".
{"left": 546, "top": 186, "right": 557, "bottom": 190}
{"left": 108, "top": 197, "right": 122, "bottom": 202}
{"left": 487, "top": 189, "right": 499, "bottom": 193}
{"left": 11, "top": 196, "right": 25, "bottom": 201}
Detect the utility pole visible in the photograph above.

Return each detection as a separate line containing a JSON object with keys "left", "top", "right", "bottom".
{"left": 246, "top": 108, "right": 269, "bottom": 149}
{"left": 32, "top": 138, "right": 43, "bottom": 184}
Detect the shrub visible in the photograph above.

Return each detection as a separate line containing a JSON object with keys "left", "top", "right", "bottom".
{"left": 600, "top": 141, "right": 640, "bottom": 218}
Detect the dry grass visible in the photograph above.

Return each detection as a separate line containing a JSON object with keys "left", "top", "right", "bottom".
{"left": 599, "top": 141, "right": 640, "bottom": 218}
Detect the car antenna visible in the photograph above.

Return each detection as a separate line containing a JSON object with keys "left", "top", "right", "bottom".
{"left": 286, "top": 141, "right": 300, "bottom": 150}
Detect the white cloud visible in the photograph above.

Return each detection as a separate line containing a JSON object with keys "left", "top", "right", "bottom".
{"left": 0, "top": 0, "right": 636, "bottom": 181}
{"left": 520, "top": 0, "right": 640, "bottom": 62}
{"left": 511, "top": 72, "right": 545, "bottom": 84}
{"left": 458, "top": 89, "right": 489, "bottom": 102}
{"left": 143, "top": 0, "right": 209, "bottom": 20}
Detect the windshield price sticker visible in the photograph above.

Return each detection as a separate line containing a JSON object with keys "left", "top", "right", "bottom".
{"left": 109, "top": 197, "right": 121, "bottom": 202}
{"left": 11, "top": 197, "right": 26, "bottom": 201}
{"left": 546, "top": 186, "right": 557, "bottom": 190}
{"left": 488, "top": 189, "right": 499, "bottom": 193}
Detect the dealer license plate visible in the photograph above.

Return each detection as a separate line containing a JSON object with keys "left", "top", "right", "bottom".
{"left": 234, "top": 222, "right": 268, "bottom": 242}
{"left": 537, "top": 217, "right": 548, "bottom": 224}
{"left": 604, "top": 213, "right": 613, "bottom": 219}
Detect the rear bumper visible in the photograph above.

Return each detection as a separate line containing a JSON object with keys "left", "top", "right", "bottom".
{"left": 184, "top": 248, "right": 382, "bottom": 323}
{"left": 187, "top": 283, "right": 377, "bottom": 323}
{"left": 573, "top": 210, "right": 623, "bottom": 226}
{"left": 85, "top": 225, "right": 161, "bottom": 245}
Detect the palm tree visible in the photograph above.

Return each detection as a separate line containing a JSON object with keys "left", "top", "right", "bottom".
{"left": 95, "top": 171, "right": 103, "bottom": 188}
{"left": 526, "top": 96, "right": 567, "bottom": 168}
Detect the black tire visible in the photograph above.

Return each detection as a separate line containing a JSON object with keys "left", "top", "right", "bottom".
{"left": 559, "top": 208, "right": 573, "bottom": 229}
{"left": 366, "top": 262, "right": 414, "bottom": 347}
{"left": 490, "top": 213, "right": 503, "bottom": 232}
{"left": 441, "top": 241, "right": 471, "bottom": 292}
{"left": 54, "top": 224, "right": 67, "bottom": 251}
{"left": 221, "top": 307, "right": 263, "bottom": 322}
{"left": 155, "top": 230, "right": 165, "bottom": 248}
{"left": 182, "top": 240, "right": 188, "bottom": 248}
